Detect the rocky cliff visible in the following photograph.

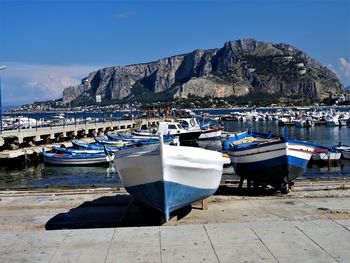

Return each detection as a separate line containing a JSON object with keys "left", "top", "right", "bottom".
{"left": 62, "top": 39, "right": 344, "bottom": 104}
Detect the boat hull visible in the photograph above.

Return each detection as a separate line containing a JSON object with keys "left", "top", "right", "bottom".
{"left": 228, "top": 141, "right": 314, "bottom": 188}
{"left": 43, "top": 152, "right": 111, "bottom": 165}
{"left": 342, "top": 151, "right": 350, "bottom": 160}
{"left": 312, "top": 152, "right": 341, "bottom": 162}
{"left": 176, "top": 131, "right": 202, "bottom": 142}
{"left": 114, "top": 143, "right": 223, "bottom": 221}
{"left": 198, "top": 128, "right": 222, "bottom": 140}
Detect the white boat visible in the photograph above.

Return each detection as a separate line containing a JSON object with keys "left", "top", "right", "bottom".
{"left": 332, "top": 144, "right": 350, "bottom": 159}
{"left": 312, "top": 148, "right": 341, "bottom": 162}
{"left": 342, "top": 150, "right": 350, "bottom": 160}
{"left": 178, "top": 118, "right": 222, "bottom": 140}
{"left": 133, "top": 121, "right": 202, "bottom": 142}
{"left": 198, "top": 128, "right": 222, "bottom": 140}
{"left": 114, "top": 133, "right": 224, "bottom": 221}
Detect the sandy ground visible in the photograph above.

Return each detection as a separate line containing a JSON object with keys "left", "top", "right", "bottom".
{"left": 0, "top": 179, "right": 350, "bottom": 232}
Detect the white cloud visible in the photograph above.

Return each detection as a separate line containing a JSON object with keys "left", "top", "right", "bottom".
{"left": 0, "top": 62, "right": 101, "bottom": 105}
{"left": 326, "top": 64, "right": 337, "bottom": 74}
{"left": 115, "top": 11, "right": 134, "bottom": 19}
{"left": 339, "top": 57, "right": 350, "bottom": 79}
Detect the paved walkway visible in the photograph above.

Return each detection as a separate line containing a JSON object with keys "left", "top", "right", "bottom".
{"left": 1, "top": 219, "right": 349, "bottom": 263}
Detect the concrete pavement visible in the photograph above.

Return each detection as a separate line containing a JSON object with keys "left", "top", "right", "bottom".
{"left": 1, "top": 219, "right": 349, "bottom": 263}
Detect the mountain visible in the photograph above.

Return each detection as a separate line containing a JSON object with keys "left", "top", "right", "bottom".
{"left": 346, "top": 85, "right": 350, "bottom": 92}
{"left": 62, "top": 39, "right": 344, "bottom": 105}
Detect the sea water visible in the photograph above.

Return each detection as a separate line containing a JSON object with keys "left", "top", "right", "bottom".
{"left": 0, "top": 111, "right": 350, "bottom": 189}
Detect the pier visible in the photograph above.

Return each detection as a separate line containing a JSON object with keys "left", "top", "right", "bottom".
{"left": 0, "top": 117, "right": 160, "bottom": 162}
{"left": 0, "top": 117, "right": 160, "bottom": 148}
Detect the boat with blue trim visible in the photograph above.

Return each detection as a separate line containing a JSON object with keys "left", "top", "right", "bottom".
{"left": 43, "top": 150, "right": 114, "bottom": 165}
{"left": 312, "top": 146, "right": 341, "bottom": 163}
{"left": 223, "top": 128, "right": 315, "bottom": 193}
{"left": 113, "top": 133, "right": 224, "bottom": 221}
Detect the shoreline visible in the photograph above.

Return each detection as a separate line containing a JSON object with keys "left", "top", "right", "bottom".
{"left": 1, "top": 178, "right": 349, "bottom": 232}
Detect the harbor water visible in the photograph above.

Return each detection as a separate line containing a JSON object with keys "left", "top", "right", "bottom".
{"left": 1, "top": 117, "right": 350, "bottom": 190}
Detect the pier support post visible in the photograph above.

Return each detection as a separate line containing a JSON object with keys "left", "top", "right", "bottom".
{"left": 17, "top": 136, "right": 24, "bottom": 144}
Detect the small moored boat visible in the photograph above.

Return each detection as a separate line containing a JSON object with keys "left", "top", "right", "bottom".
{"left": 43, "top": 149, "right": 114, "bottom": 165}
{"left": 312, "top": 147, "right": 341, "bottom": 163}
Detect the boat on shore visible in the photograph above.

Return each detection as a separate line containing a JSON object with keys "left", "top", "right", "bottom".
{"left": 223, "top": 129, "right": 315, "bottom": 193}
{"left": 113, "top": 133, "right": 224, "bottom": 221}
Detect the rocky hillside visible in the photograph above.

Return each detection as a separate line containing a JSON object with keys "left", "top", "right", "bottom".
{"left": 62, "top": 39, "right": 344, "bottom": 104}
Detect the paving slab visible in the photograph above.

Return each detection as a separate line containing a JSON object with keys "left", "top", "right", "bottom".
{"left": 160, "top": 225, "right": 218, "bottom": 263}
{"left": 50, "top": 228, "right": 115, "bottom": 263}
{"left": 250, "top": 221, "right": 337, "bottom": 263}
{"left": 1, "top": 220, "right": 350, "bottom": 262}
{"left": 336, "top": 219, "right": 350, "bottom": 230}
{"left": 0, "top": 232, "right": 21, "bottom": 255}
{"left": 204, "top": 223, "right": 277, "bottom": 263}
{"left": 295, "top": 220, "right": 350, "bottom": 263}
{"left": 106, "top": 227, "right": 161, "bottom": 263}
{"left": 0, "top": 230, "right": 69, "bottom": 263}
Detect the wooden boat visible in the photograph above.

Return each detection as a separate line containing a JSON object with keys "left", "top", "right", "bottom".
{"left": 94, "top": 137, "right": 132, "bottom": 146}
{"left": 312, "top": 147, "right": 341, "bottom": 163}
{"left": 131, "top": 122, "right": 201, "bottom": 142}
{"left": 114, "top": 133, "right": 224, "bottom": 221}
{"left": 72, "top": 140, "right": 126, "bottom": 152}
{"left": 332, "top": 144, "right": 350, "bottom": 160}
{"left": 51, "top": 146, "right": 105, "bottom": 154}
{"left": 223, "top": 129, "right": 314, "bottom": 193}
{"left": 198, "top": 127, "right": 222, "bottom": 140}
{"left": 178, "top": 118, "right": 222, "bottom": 140}
{"left": 43, "top": 150, "right": 114, "bottom": 165}
{"left": 342, "top": 150, "right": 350, "bottom": 160}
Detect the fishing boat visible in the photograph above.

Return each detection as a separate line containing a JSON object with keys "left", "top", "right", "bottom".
{"left": 51, "top": 145, "right": 105, "bottom": 154}
{"left": 332, "top": 144, "right": 350, "bottom": 160}
{"left": 223, "top": 128, "right": 315, "bottom": 193}
{"left": 114, "top": 133, "right": 224, "bottom": 221}
{"left": 107, "top": 132, "right": 160, "bottom": 141}
{"left": 342, "top": 150, "right": 350, "bottom": 160}
{"left": 131, "top": 121, "right": 202, "bottom": 142}
{"left": 179, "top": 118, "right": 222, "bottom": 140}
{"left": 312, "top": 148, "right": 341, "bottom": 162}
{"left": 94, "top": 137, "right": 133, "bottom": 146}
{"left": 43, "top": 149, "right": 114, "bottom": 165}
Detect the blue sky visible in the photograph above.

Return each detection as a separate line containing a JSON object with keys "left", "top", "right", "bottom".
{"left": 0, "top": 0, "right": 350, "bottom": 105}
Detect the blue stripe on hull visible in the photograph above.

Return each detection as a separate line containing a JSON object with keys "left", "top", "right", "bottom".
{"left": 126, "top": 181, "right": 216, "bottom": 221}
{"left": 233, "top": 155, "right": 309, "bottom": 186}
{"left": 198, "top": 136, "right": 221, "bottom": 141}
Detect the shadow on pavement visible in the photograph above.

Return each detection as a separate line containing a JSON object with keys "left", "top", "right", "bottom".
{"left": 45, "top": 193, "right": 191, "bottom": 230}
{"left": 215, "top": 184, "right": 280, "bottom": 196}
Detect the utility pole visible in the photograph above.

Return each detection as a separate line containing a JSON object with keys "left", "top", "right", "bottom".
{"left": 0, "top": 65, "right": 7, "bottom": 134}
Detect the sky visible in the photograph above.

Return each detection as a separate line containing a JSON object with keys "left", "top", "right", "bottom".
{"left": 0, "top": 0, "right": 350, "bottom": 106}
